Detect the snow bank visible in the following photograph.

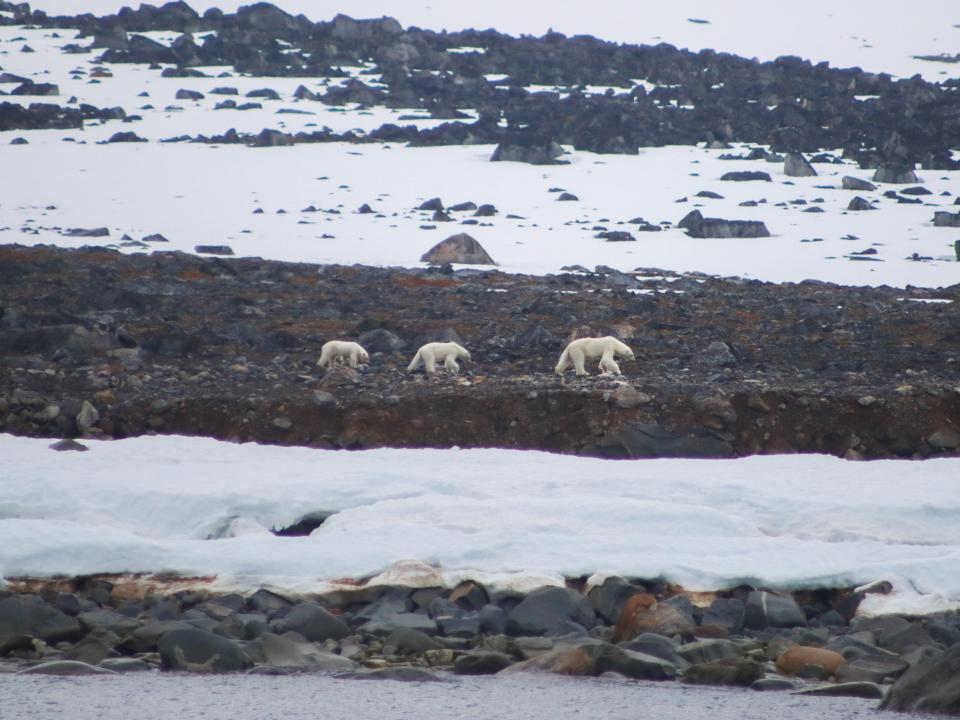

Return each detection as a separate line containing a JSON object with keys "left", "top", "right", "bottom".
{"left": 1, "top": 434, "right": 958, "bottom": 615}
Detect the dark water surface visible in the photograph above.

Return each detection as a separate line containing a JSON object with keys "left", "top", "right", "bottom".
{"left": 0, "top": 672, "right": 933, "bottom": 720}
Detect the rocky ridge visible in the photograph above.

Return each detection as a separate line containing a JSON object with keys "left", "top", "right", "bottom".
{"left": 1, "top": 244, "right": 959, "bottom": 459}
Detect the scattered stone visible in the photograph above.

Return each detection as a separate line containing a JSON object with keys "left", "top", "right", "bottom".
{"left": 195, "top": 245, "right": 234, "bottom": 256}
{"left": 873, "top": 163, "right": 920, "bottom": 184}
{"left": 19, "top": 661, "right": 115, "bottom": 676}
{"left": 847, "top": 196, "right": 875, "bottom": 211}
{"left": 420, "top": 233, "right": 496, "bottom": 265}
{"left": 158, "top": 628, "right": 253, "bottom": 673}
{"left": 720, "top": 171, "right": 772, "bottom": 182}
{"left": 49, "top": 439, "right": 89, "bottom": 452}
{"left": 784, "top": 153, "right": 817, "bottom": 177}
{"left": 682, "top": 657, "right": 764, "bottom": 686}
{"left": 797, "top": 682, "right": 885, "bottom": 699}
{"left": 678, "top": 210, "right": 770, "bottom": 238}
{"left": 454, "top": 652, "right": 515, "bottom": 675}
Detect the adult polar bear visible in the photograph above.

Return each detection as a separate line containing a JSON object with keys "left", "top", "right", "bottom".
{"left": 555, "top": 336, "right": 634, "bottom": 376}
{"left": 317, "top": 340, "right": 369, "bottom": 369}
{"left": 408, "top": 341, "right": 471, "bottom": 374}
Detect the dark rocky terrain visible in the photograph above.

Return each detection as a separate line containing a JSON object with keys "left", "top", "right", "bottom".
{"left": 0, "top": 569, "right": 952, "bottom": 705}
{"left": 2, "top": 243, "right": 959, "bottom": 459}
{"left": 1, "top": 1, "right": 959, "bottom": 165}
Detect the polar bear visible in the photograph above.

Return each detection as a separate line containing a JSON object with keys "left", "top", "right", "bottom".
{"left": 555, "top": 336, "right": 635, "bottom": 376}
{"left": 407, "top": 341, "right": 471, "bottom": 374}
{"left": 317, "top": 340, "right": 369, "bottom": 369}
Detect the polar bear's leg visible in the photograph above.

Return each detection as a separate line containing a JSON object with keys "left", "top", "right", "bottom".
{"left": 407, "top": 351, "right": 422, "bottom": 372}
{"left": 348, "top": 348, "right": 359, "bottom": 368}
{"left": 599, "top": 353, "right": 621, "bottom": 375}
{"left": 555, "top": 349, "right": 571, "bottom": 375}
{"left": 423, "top": 350, "right": 437, "bottom": 374}
{"left": 318, "top": 348, "right": 331, "bottom": 368}
{"left": 572, "top": 348, "right": 589, "bottom": 376}
{"left": 444, "top": 354, "right": 460, "bottom": 373}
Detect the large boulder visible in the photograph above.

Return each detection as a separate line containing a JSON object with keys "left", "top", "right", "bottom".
{"left": 842, "top": 176, "right": 877, "bottom": 191}
{"left": 588, "top": 577, "right": 643, "bottom": 625}
{"left": 933, "top": 211, "right": 960, "bottom": 228}
{"left": 19, "top": 660, "right": 115, "bottom": 676}
{"left": 678, "top": 210, "right": 770, "bottom": 239}
{"left": 491, "top": 139, "right": 565, "bottom": 165}
{"left": 355, "top": 595, "right": 438, "bottom": 636}
{"left": 270, "top": 602, "right": 349, "bottom": 642}
{"left": 500, "top": 643, "right": 675, "bottom": 680}
{"left": 454, "top": 652, "right": 515, "bottom": 675}
{"left": 158, "top": 628, "right": 252, "bottom": 672}
{"left": 258, "top": 632, "right": 354, "bottom": 670}
{"left": 873, "top": 163, "right": 920, "bottom": 184}
{"left": 506, "top": 587, "right": 596, "bottom": 636}
{"left": 775, "top": 646, "right": 847, "bottom": 676}
{"left": 614, "top": 594, "right": 695, "bottom": 642}
{"left": 682, "top": 657, "right": 764, "bottom": 686}
{"left": 382, "top": 628, "right": 442, "bottom": 657}
{"left": 784, "top": 153, "right": 817, "bottom": 177}
{"left": 742, "top": 591, "right": 806, "bottom": 630}
{"left": 677, "top": 639, "right": 740, "bottom": 666}
{"left": 420, "top": 233, "right": 496, "bottom": 265}
{"left": 880, "top": 645, "right": 960, "bottom": 714}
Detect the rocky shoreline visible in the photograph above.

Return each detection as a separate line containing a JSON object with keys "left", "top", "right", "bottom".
{"left": 0, "top": 573, "right": 956, "bottom": 712}
{"left": 2, "top": 244, "right": 959, "bottom": 459}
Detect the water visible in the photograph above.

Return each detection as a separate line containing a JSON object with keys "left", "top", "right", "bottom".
{"left": 0, "top": 673, "right": 929, "bottom": 720}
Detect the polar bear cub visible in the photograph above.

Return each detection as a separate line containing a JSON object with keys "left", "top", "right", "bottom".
{"left": 408, "top": 341, "right": 471, "bottom": 374}
{"left": 317, "top": 340, "right": 369, "bottom": 369}
{"left": 555, "top": 336, "right": 635, "bottom": 376}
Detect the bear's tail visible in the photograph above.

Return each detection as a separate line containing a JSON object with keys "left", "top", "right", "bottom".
{"left": 407, "top": 351, "right": 422, "bottom": 372}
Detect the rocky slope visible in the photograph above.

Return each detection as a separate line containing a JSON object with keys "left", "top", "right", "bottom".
{"left": 2, "top": 244, "right": 959, "bottom": 459}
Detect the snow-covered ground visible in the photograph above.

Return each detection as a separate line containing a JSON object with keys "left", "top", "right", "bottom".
{"left": 2, "top": 19, "right": 960, "bottom": 287}
{"left": 25, "top": 0, "right": 960, "bottom": 82}
{"left": 1, "top": 434, "right": 958, "bottom": 616}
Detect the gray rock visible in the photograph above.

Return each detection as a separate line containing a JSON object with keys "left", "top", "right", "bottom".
{"left": 341, "top": 667, "right": 445, "bottom": 682}
{"left": 797, "top": 682, "right": 885, "bottom": 699}
{"left": 454, "top": 652, "right": 515, "bottom": 675}
{"left": 490, "top": 140, "right": 565, "bottom": 165}
{"left": 588, "top": 577, "right": 641, "bottom": 625}
{"left": 836, "top": 654, "right": 909, "bottom": 683}
{"left": 702, "top": 340, "right": 736, "bottom": 366}
{"left": 438, "top": 614, "right": 481, "bottom": 638}
{"left": 270, "top": 603, "right": 349, "bottom": 642}
{"left": 158, "top": 628, "right": 253, "bottom": 672}
{"left": 194, "top": 245, "right": 234, "bottom": 256}
{"left": 933, "top": 211, "right": 960, "bottom": 228}
{"left": 591, "top": 422, "right": 734, "bottom": 459}
{"left": 49, "top": 439, "right": 89, "bottom": 452}
{"left": 873, "top": 163, "right": 920, "bottom": 184}
{"left": 847, "top": 196, "right": 875, "bottom": 211}
{"left": 742, "top": 591, "right": 807, "bottom": 630}
{"left": 678, "top": 210, "right": 770, "bottom": 239}
{"left": 358, "top": 328, "right": 405, "bottom": 353}
{"left": 751, "top": 678, "right": 796, "bottom": 691}
{"left": 677, "top": 639, "right": 740, "bottom": 666}
{"left": 479, "top": 605, "right": 506, "bottom": 635}
{"left": 19, "top": 660, "right": 115, "bottom": 676}
{"left": 99, "top": 657, "right": 152, "bottom": 673}
{"left": 618, "top": 633, "right": 688, "bottom": 669}
{"left": 682, "top": 657, "right": 765, "bottom": 686}
{"left": 248, "top": 589, "right": 293, "bottom": 615}
{"left": 258, "top": 632, "right": 354, "bottom": 670}
{"left": 784, "top": 153, "right": 817, "bottom": 177}
{"left": 720, "top": 171, "right": 772, "bottom": 182}
{"left": 356, "top": 595, "right": 438, "bottom": 637}
{"left": 383, "top": 628, "right": 442, "bottom": 656}
{"left": 77, "top": 609, "right": 140, "bottom": 636}
{"left": 587, "top": 644, "right": 677, "bottom": 680}
{"left": 506, "top": 587, "right": 596, "bottom": 637}
{"left": 842, "top": 176, "right": 877, "bottom": 191}
{"left": 702, "top": 597, "right": 745, "bottom": 632}
{"left": 420, "top": 233, "right": 496, "bottom": 265}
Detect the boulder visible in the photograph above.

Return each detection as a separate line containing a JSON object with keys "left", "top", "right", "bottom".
{"left": 848, "top": 196, "right": 875, "bottom": 211}
{"left": 596, "top": 231, "right": 635, "bottom": 242}
{"left": 797, "top": 682, "right": 885, "bottom": 699}
{"left": 677, "top": 639, "right": 740, "bottom": 666}
{"left": 588, "top": 577, "right": 642, "bottom": 625}
{"left": 702, "top": 597, "right": 745, "bottom": 632}
{"left": 258, "top": 632, "right": 354, "bottom": 670}
{"left": 880, "top": 644, "right": 960, "bottom": 714}
{"left": 842, "top": 176, "right": 877, "bottom": 191}
{"left": 99, "top": 657, "right": 152, "bottom": 673}
{"left": 678, "top": 210, "right": 770, "bottom": 239}
{"left": 270, "top": 602, "right": 349, "bottom": 642}
{"left": 933, "top": 211, "right": 960, "bottom": 228}
{"left": 342, "top": 667, "right": 445, "bottom": 682}
{"left": 873, "top": 163, "right": 920, "bottom": 184}
{"left": 742, "top": 591, "right": 806, "bottom": 630}
{"left": 491, "top": 139, "right": 565, "bottom": 165}
{"left": 614, "top": 594, "right": 695, "bottom": 642}
{"left": 682, "top": 657, "right": 764, "bottom": 686}
{"left": 751, "top": 678, "right": 796, "bottom": 691}
{"left": 784, "top": 153, "right": 817, "bottom": 177}
{"left": 775, "top": 646, "right": 847, "bottom": 676}
{"left": 382, "top": 628, "right": 442, "bottom": 657}
{"left": 618, "top": 633, "right": 688, "bottom": 669}
{"left": 506, "top": 586, "right": 596, "bottom": 637}
{"left": 836, "top": 654, "right": 909, "bottom": 683}
{"left": 420, "top": 233, "right": 496, "bottom": 265}
{"left": 501, "top": 643, "right": 675, "bottom": 680}
{"left": 358, "top": 328, "right": 406, "bottom": 353}
{"left": 19, "top": 660, "right": 115, "bottom": 676}
{"left": 454, "top": 652, "right": 515, "bottom": 675}
{"left": 158, "top": 628, "right": 252, "bottom": 672}
{"left": 356, "top": 595, "right": 438, "bottom": 636}
{"left": 720, "top": 171, "right": 772, "bottom": 182}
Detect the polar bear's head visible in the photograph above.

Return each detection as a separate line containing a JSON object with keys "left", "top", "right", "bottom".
{"left": 358, "top": 348, "right": 370, "bottom": 364}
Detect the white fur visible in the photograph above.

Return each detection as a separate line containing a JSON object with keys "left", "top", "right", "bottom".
{"left": 555, "top": 336, "right": 635, "bottom": 376}
{"left": 407, "top": 341, "right": 472, "bottom": 374}
{"left": 317, "top": 340, "right": 369, "bottom": 369}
